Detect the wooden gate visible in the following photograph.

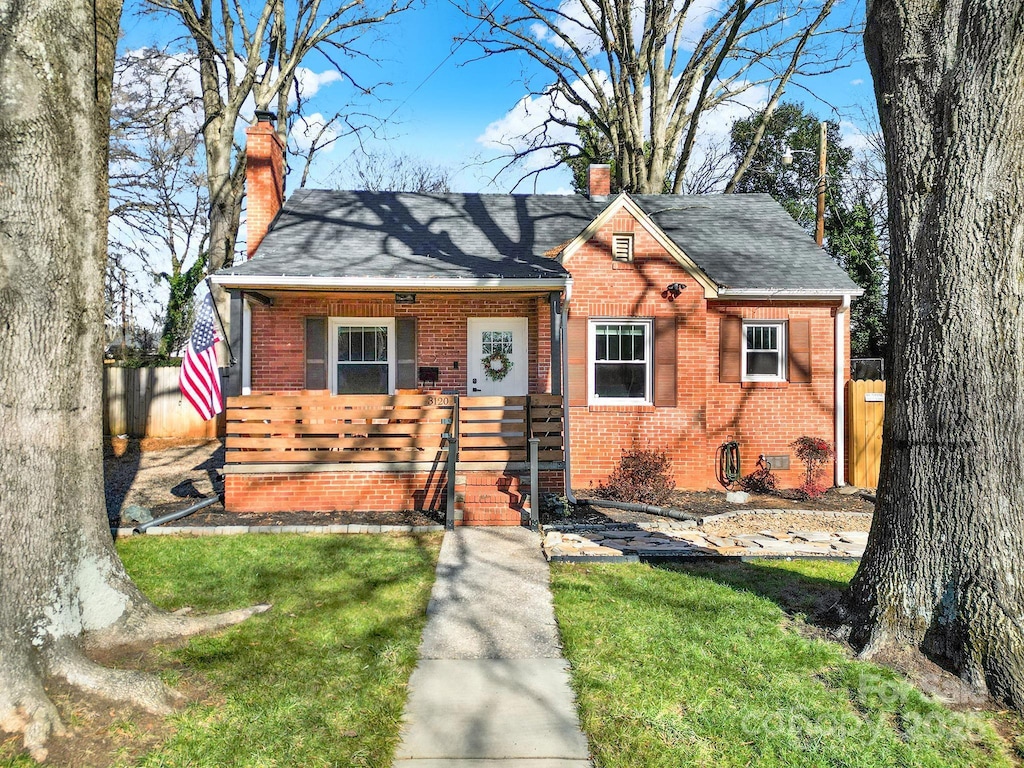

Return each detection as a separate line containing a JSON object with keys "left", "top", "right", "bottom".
{"left": 846, "top": 380, "right": 885, "bottom": 488}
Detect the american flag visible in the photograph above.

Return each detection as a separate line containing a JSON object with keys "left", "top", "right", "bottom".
{"left": 179, "top": 293, "right": 223, "bottom": 421}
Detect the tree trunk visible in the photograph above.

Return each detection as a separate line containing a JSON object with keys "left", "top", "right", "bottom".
{"left": 847, "top": 0, "right": 1024, "bottom": 709}
{"left": 0, "top": 0, "right": 266, "bottom": 759}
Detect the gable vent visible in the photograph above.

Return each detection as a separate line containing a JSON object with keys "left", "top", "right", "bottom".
{"left": 612, "top": 233, "right": 634, "bottom": 262}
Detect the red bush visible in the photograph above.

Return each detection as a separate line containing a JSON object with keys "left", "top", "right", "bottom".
{"left": 790, "top": 436, "right": 835, "bottom": 497}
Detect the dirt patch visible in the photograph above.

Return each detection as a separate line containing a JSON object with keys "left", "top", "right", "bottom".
{"left": 0, "top": 645, "right": 206, "bottom": 768}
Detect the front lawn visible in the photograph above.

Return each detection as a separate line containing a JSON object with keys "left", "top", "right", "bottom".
{"left": 551, "top": 559, "right": 1018, "bottom": 768}
{"left": 1, "top": 533, "right": 441, "bottom": 768}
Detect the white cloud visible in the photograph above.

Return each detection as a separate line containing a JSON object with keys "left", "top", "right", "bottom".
{"left": 850, "top": 78, "right": 865, "bottom": 86}
{"left": 839, "top": 119, "right": 876, "bottom": 154}
{"left": 527, "top": 0, "right": 725, "bottom": 55}
{"left": 289, "top": 112, "right": 339, "bottom": 153}
{"left": 477, "top": 90, "right": 586, "bottom": 171}
{"left": 294, "top": 68, "right": 344, "bottom": 99}
{"left": 477, "top": 74, "right": 769, "bottom": 188}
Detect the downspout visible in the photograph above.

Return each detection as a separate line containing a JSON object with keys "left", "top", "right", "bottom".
{"left": 561, "top": 284, "right": 578, "bottom": 505}
{"left": 835, "top": 294, "right": 851, "bottom": 487}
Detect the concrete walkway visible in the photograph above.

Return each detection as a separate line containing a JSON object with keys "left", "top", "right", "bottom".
{"left": 393, "top": 527, "right": 592, "bottom": 767}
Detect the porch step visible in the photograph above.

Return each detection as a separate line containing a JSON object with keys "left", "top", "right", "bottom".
{"left": 457, "top": 507, "right": 527, "bottom": 526}
{"left": 454, "top": 469, "right": 531, "bottom": 527}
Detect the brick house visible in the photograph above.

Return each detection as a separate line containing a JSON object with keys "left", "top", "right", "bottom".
{"left": 212, "top": 114, "right": 861, "bottom": 525}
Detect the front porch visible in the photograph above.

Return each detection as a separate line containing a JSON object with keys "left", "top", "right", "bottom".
{"left": 223, "top": 393, "right": 565, "bottom": 526}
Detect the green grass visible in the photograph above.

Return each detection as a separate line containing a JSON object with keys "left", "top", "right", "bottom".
{"left": 119, "top": 533, "right": 441, "bottom": 768}
{"left": 0, "top": 534, "right": 440, "bottom": 768}
{"left": 551, "top": 559, "right": 1016, "bottom": 768}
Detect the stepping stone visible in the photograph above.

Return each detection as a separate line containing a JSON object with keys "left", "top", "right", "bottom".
{"left": 838, "top": 531, "right": 869, "bottom": 544}
{"left": 789, "top": 531, "right": 833, "bottom": 543}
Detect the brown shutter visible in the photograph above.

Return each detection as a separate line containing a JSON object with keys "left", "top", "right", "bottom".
{"left": 653, "top": 316, "right": 677, "bottom": 407}
{"left": 396, "top": 317, "right": 417, "bottom": 389}
{"left": 719, "top": 315, "right": 742, "bottom": 383}
{"left": 788, "top": 318, "right": 812, "bottom": 383}
{"left": 567, "top": 315, "right": 588, "bottom": 406}
{"left": 305, "top": 317, "right": 327, "bottom": 390}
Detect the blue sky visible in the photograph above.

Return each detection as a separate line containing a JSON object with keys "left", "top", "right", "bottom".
{"left": 119, "top": 0, "right": 877, "bottom": 194}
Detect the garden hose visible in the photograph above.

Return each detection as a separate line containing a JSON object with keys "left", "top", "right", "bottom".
{"left": 718, "top": 441, "right": 741, "bottom": 488}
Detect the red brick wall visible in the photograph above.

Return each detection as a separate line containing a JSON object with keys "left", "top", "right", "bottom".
{"left": 225, "top": 468, "right": 563, "bottom": 519}
{"left": 565, "top": 205, "right": 847, "bottom": 492}
{"left": 249, "top": 292, "right": 552, "bottom": 395}
{"left": 245, "top": 122, "right": 285, "bottom": 259}
{"left": 225, "top": 471, "right": 447, "bottom": 514}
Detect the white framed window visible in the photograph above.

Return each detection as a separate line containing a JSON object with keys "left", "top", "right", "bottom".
{"left": 742, "top": 321, "right": 786, "bottom": 381}
{"left": 589, "top": 319, "right": 652, "bottom": 404}
{"left": 329, "top": 318, "right": 396, "bottom": 395}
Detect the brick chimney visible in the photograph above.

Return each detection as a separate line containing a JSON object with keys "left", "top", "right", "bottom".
{"left": 246, "top": 110, "right": 285, "bottom": 259}
{"left": 587, "top": 164, "right": 611, "bottom": 199}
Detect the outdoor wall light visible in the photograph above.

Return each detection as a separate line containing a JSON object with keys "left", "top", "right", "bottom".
{"left": 662, "top": 283, "right": 685, "bottom": 301}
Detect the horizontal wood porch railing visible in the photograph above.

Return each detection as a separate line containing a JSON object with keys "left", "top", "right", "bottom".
{"left": 457, "top": 394, "right": 565, "bottom": 463}
{"left": 225, "top": 392, "right": 564, "bottom": 467}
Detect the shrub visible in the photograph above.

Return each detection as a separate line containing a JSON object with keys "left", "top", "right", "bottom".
{"left": 790, "top": 436, "right": 835, "bottom": 496}
{"left": 593, "top": 448, "right": 675, "bottom": 505}
{"left": 740, "top": 458, "right": 778, "bottom": 494}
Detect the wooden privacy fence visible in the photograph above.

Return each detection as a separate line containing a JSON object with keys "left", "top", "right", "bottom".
{"left": 104, "top": 365, "right": 221, "bottom": 439}
{"left": 225, "top": 393, "right": 565, "bottom": 467}
{"left": 847, "top": 379, "right": 885, "bottom": 488}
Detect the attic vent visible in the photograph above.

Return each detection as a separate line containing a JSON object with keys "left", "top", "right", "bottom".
{"left": 612, "top": 233, "right": 634, "bottom": 262}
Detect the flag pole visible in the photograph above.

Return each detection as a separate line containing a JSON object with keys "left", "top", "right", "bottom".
{"left": 205, "top": 279, "right": 236, "bottom": 365}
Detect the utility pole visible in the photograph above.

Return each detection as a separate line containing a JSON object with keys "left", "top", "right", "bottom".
{"left": 815, "top": 121, "right": 827, "bottom": 247}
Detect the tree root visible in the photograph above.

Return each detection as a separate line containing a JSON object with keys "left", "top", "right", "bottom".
{"left": 49, "top": 647, "right": 185, "bottom": 715}
{"left": 0, "top": 676, "right": 65, "bottom": 762}
{"left": 84, "top": 602, "right": 272, "bottom": 652}
{"left": 1, "top": 604, "right": 271, "bottom": 761}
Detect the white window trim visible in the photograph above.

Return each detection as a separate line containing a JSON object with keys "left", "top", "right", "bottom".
{"left": 741, "top": 320, "right": 787, "bottom": 382}
{"left": 328, "top": 317, "right": 396, "bottom": 395}
{"left": 588, "top": 318, "right": 653, "bottom": 406}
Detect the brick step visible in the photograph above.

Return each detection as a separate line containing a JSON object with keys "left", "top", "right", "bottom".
{"left": 459, "top": 473, "right": 527, "bottom": 487}
{"left": 459, "top": 509, "right": 526, "bottom": 525}
{"left": 455, "top": 519, "right": 523, "bottom": 527}
{"left": 459, "top": 491, "right": 526, "bottom": 504}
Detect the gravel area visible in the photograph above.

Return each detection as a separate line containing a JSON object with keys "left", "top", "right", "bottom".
{"left": 699, "top": 510, "right": 872, "bottom": 537}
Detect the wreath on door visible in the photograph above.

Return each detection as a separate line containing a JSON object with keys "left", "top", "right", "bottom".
{"left": 482, "top": 350, "right": 514, "bottom": 382}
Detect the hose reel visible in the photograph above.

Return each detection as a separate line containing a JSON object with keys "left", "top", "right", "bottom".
{"left": 717, "top": 440, "right": 741, "bottom": 488}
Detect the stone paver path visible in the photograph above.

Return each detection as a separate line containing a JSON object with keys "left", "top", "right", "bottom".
{"left": 394, "top": 527, "right": 591, "bottom": 767}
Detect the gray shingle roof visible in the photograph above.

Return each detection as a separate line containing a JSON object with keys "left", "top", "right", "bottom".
{"left": 217, "top": 189, "right": 859, "bottom": 293}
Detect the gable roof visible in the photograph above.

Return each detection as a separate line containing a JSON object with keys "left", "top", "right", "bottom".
{"left": 214, "top": 189, "right": 860, "bottom": 296}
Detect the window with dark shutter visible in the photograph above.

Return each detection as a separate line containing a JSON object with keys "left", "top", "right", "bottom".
{"left": 788, "top": 318, "right": 812, "bottom": 383}
{"left": 719, "top": 315, "right": 742, "bottom": 383}
{"left": 567, "top": 315, "right": 588, "bottom": 406}
{"left": 304, "top": 317, "right": 327, "bottom": 390}
{"left": 653, "top": 316, "right": 677, "bottom": 407}
{"left": 396, "top": 317, "right": 417, "bottom": 389}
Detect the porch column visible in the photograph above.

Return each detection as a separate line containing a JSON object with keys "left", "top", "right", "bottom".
{"left": 549, "top": 291, "right": 562, "bottom": 395}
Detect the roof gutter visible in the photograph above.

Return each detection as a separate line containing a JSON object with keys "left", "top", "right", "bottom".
{"left": 209, "top": 275, "right": 570, "bottom": 292}
{"left": 716, "top": 287, "right": 864, "bottom": 300}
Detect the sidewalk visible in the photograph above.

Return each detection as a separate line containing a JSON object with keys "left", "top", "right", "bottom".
{"left": 393, "top": 527, "right": 592, "bottom": 767}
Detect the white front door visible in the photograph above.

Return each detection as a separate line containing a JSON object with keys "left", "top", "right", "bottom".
{"left": 467, "top": 317, "right": 529, "bottom": 397}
